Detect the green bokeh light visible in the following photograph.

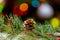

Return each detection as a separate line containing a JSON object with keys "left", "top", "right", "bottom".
{"left": 0, "top": 3, "right": 4, "bottom": 13}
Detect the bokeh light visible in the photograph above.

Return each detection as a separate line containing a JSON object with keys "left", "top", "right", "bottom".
{"left": 19, "top": 3, "right": 28, "bottom": 12}
{"left": 0, "top": 4, "right": 4, "bottom": 12}
{"left": 37, "top": 3, "right": 54, "bottom": 19}
{"left": 50, "top": 18, "right": 60, "bottom": 28}
{"left": 31, "top": 0, "right": 40, "bottom": 7}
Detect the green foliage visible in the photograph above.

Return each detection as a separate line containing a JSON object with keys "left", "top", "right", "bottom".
{"left": 0, "top": 14, "right": 58, "bottom": 40}
{"left": 0, "top": 14, "right": 4, "bottom": 32}
{"left": 56, "top": 27, "right": 60, "bottom": 32}
{"left": 0, "top": 14, "right": 23, "bottom": 34}
{"left": 34, "top": 22, "right": 56, "bottom": 34}
{"left": 34, "top": 21, "right": 56, "bottom": 40}
{"left": 0, "top": 14, "right": 4, "bottom": 25}
{"left": 12, "top": 15, "right": 23, "bottom": 34}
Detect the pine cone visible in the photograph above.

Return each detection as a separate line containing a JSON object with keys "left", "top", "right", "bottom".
{"left": 23, "top": 18, "right": 35, "bottom": 30}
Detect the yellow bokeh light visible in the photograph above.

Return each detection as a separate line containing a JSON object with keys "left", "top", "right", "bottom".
{"left": 50, "top": 18, "right": 60, "bottom": 28}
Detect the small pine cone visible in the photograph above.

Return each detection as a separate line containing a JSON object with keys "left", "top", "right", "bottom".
{"left": 23, "top": 18, "right": 36, "bottom": 30}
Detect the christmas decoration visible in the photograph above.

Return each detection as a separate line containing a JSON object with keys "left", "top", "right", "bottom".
{"left": 37, "top": 3, "right": 54, "bottom": 19}
{"left": 31, "top": 0, "right": 40, "bottom": 8}
{"left": 50, "top": 18, "right": 60, "bottom": 28}
{"left": 23, "top": 18, "right": 35, "bottom": 30}
{"left": 0, "top": 0, "right": 60, "bottom": 40}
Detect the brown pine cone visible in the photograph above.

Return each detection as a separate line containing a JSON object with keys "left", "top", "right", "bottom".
{"left": 23, "top": 18, "right": 35, "bottom": 30}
